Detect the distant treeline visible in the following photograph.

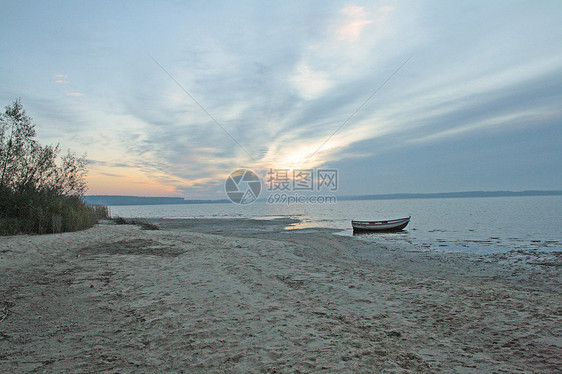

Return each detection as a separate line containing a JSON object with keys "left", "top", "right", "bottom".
{"left": 338, "top": 190, "right": 562, "bottom": 201}
{"left": 83, "top": 195, "right": 230, "bottom": 206}
{"left": 83, "top": 190, "right": 561, "bottom": 206}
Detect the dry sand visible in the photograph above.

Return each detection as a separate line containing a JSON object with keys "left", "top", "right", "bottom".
{"left": 0, "top": 218, "right": 560, "bottom": 373}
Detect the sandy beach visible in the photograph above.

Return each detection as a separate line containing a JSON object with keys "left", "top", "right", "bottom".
{"left": 1, "top": 218, "right": 560, "bottom": 372}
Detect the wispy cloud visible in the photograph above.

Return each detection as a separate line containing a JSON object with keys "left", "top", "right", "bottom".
{"left": 290, "top": 64, "right": 333, "bottom": 100}
{"left": 9, "top": 1, "right": 560, "bottom": 196}
{"left": 336, "top": 5, "right": 375, "bottom": 41}
{"left": 54, "top": 74, "right": 69, "bottom": 84}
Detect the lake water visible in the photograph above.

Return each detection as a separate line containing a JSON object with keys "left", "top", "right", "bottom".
{"left": 109, "top": 196, "right": 561, "bottom": 253}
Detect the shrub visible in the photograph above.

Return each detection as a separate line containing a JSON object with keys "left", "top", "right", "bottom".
{"left": 111, "top": 216, "right": 159, "bottom": 230}
{"left": 0, "top": 188, "right": 110, "bottom": 235}
{"left": 113, "top": 216, "right": 128, "bottom": 225}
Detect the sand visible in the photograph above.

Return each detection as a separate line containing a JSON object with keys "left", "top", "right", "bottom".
{"left": 0, "top": 218, "right": 560, "bottom": 373}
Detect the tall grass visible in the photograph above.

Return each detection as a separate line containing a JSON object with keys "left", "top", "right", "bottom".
{"left": 89, "top": 204, "right": 110, "bottom": 221}
{"left": 0, "top": 188, "right": 110, "bottom": 235}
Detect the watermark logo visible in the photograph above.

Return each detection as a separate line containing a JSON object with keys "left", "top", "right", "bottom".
{"left": 225, "top": 168, "right": 338, "bottom": 205}
{"left": 225, "top": 169, "right": 261, "bottom": 204}
{"left": 266, "top": 168, "right": 338, "bottom": 192}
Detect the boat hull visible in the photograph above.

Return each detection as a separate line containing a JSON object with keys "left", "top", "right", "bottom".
{"left": 352, "top": 217, "right": 410, "bottom": 233}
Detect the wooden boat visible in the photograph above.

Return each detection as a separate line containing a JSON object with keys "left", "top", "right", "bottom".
{"left": 352, "top": 216, "right": 411, "bottom": 233}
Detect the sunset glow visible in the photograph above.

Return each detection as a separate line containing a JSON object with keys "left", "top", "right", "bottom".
{"left": 1, "top": 1, "right": 560, "bottom": 198}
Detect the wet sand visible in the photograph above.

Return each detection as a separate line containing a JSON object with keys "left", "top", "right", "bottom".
{"left": 1, "top": 218, "right": 560, "bottom": 372}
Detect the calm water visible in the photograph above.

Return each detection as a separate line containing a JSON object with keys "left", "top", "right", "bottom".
{"left": 110, "top": 196, "right": 561, "bottom": 253}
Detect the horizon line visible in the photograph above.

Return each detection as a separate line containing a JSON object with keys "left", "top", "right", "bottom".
{"left": 83, "top": 189, "right": 562, "bottom": 206}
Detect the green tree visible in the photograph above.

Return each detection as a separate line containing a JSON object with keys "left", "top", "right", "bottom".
{"left": 0, "top": 99, "right": 104, "bottom": 235}
{"left": 0, "top": 99, "right": 87, "bottom": 196}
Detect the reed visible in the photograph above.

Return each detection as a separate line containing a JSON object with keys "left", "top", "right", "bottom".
{"left": 0, "top": 189, "right": 110, "bottom": 235}
{"left": 89, "top": 204, "right": 110, "bottom": 221}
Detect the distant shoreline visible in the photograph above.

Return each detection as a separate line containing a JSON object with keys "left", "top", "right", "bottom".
{"left": 338, "top": 189, "right": 562, "bottom": 201}
{"left": 83, "top": 190, "right": 562, "bottom": 206}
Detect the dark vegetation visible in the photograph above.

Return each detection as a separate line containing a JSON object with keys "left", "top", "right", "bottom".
{"left": 83, "top": 195, "right": 229, "bottom": 206}
{"left": 112, "top": 217, "right": 159, "bottom": 230}
{"left": 0, "top": 99, "right": 109, "bottom": 235}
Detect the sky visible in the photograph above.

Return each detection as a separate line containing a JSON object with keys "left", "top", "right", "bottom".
{"left": 1, "top": 0, "right": 561, "bottom": 198}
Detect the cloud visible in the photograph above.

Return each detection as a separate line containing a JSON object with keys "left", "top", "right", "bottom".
{"left": 86, "top": 159, "right": 131, "bottom": 169}
{"left": 114, "top": 27, "right": 412, "bottom": 193}
{"left": 53, "top": 74, "right": 83, "bottom": 96}
{"left": 408, "top": 110, "right": 554, "bottom": 144}
{"left": 54, "top": 74, "right": 69, "bottom": 84}
{"left": 99, "top": 172, "right": 125, "bottom": 178}
{"left": 19, "top": 1, "right": 559, "bottom": 197}
{"left": 335, "top": 5, "right": 394, "bottom": 42}
{"left": 290, "top": 64, "right": 333, "bottom": 99}
{"left": 336, "top": 5, "right": 374, "bottom": 41}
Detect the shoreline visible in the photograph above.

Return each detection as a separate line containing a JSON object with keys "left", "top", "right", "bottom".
{"left": 1, "top": 218, "right": 560, "bottom": 372}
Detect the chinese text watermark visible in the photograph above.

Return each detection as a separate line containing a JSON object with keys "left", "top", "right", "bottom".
{"left": 225, "top": 168, "right": 338, "bottom": 205}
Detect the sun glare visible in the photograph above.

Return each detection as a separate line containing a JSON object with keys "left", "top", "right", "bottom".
{"left": 267, "top": 147, "right": 319, "bottom": 171}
